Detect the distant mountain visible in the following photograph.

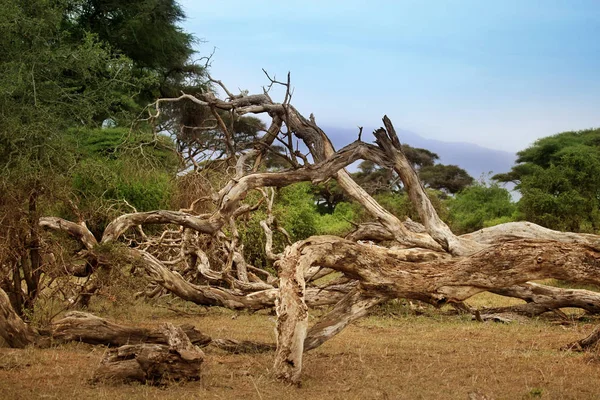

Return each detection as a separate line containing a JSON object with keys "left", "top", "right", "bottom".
{"left": 321, "top": 126, "right": 517, "bottom": 181}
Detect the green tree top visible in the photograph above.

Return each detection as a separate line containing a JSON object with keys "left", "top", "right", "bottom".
{"left": 494, "top": 128, "right": 600, "bottom": 184}
{"left": 494, "top": 128, "right": 600, "bottom": 232}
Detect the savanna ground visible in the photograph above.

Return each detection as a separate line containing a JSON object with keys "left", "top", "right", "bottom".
{"left": 2, "top": 288, "right": 600, "bottom": 400}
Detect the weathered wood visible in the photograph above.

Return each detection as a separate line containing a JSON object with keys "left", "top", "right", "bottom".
{"left": 273, "top": 243, "right": 309, "bottom": 384}
{"left": 375, "top": 117, "right": 484, "bottom": 256}
{"left": 137, "top": 249, "right": 347, "bottom": 310}
{"left": 39, "top": 217, "right": 98, "bottom": 250}
{"left": 100, "top": 141, "right": 390, "bottom": 244}
{"left": 0, "top": 288, "right": 37, "bottom": 348}
{"left": 304, "top": 288, "right": 387, "bottom": 351}
{"left": 273, "top": 235, "right": 600, "bottom": 382}
{"left": 33, "top": 89, "right": 600, "bottom": 388}
{"left": 461, "top": 221, "right": 600, "bottom": 249}
{"left": 486, "top": 283, "right": 600, "bottom": 316}
{"left": 563, "top": 325, "right": 600, "bottom": 351}
{"left": 50, "top": 312, "right": 211, "bottom": 347}
{"left": 92, "top": 323, "right": 204, "bottom": 384}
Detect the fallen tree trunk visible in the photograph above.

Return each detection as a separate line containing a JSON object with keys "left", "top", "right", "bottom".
{"left": 49, "top": 311, "right": 211, "bottom": 347}
{"left": 92, "top": 323, "right": 204, "bottom": 384}
{"left": 484, "top": 283, "right": 600, "bottom": 316}
{"left": 274, "top": 235, "right": 600, "bottom": 382}
{"left": 461, "top": 221, "right": 600, "bottom": 248}
{"left": 29, "top": 88, "right": 600, "bottom": 388}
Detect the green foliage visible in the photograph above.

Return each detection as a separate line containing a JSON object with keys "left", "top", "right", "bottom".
{"left": 314, "top": 202, "right": 358, "bottom": 236}
{"left": 0, "top": 0, "right": 194, "bottom": 314}
{"left": 239, "top": 210, "right": 269, "bottom": 270}
{"left": 495, "top": 128, "right": 600, "bottom": 232}
{"left": 373, "top": 192, "right": 412, "bottom": 220}
{"left": 352, "top": 161, "right": 396, "bottom": 195}
{"left": 240, "top": 184, "right": 362, "bottom": 268}
{"left": 518, "top": 146, "right": 600, "bottom": 232}
{"left": 447, "top": 183, "right": 517, "bottom": 234}
{"left": 419, "top": 164, "right": 474, "bottom": 194}
{"left": 401, "top": 144, "right": 439, "bottom": 168}
{"left": 65, "top": 0, "right": 203, "bottom": 101}
{"left": 66, "top": 0, "right": 194, "bottom": 70}
{"left": 312, "top": 180, "right": 347, "bottom": 213}
{"left": 240, "top": 184, "right": 320, "bottom": 271}
{"left": 370, "top": 190, "right": 449, "bottom": 224}
{"left": 68, "top": 127, "right": 177, "bottom": 233}
{"left": 276, "top": 183, "right": 362, "bottom": 239}
{"left": 275, "top": 183, "right": 318, "bottom": 240}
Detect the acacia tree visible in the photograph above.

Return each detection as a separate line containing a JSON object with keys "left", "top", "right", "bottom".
{"left": 0, "top": 0, "right": 153, "bottom": 315}
{"left": 494, "top": 128, "right": 600, "bottom": 232}
{"left": 312, "top": 144, "right": 470, "bottom": 214}
{"left": 2, "top": 72, "right": 600, "bottom": 384}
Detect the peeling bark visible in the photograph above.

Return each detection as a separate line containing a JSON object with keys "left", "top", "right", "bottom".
{"left": 273, "top": 243, "right": 309, "bottom": 384}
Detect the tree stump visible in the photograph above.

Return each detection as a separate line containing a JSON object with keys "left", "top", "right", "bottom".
{"left": 93, "top": 323, "right": 204, "bottom": 384}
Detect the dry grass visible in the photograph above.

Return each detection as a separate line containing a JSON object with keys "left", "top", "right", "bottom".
{"left": 2, "top": 296, "right": 600, "bottom": 399}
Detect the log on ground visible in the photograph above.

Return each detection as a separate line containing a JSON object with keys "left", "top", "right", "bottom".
{"left": 93, "top": 323, "right": 204, "bottom": 384}
{"left": 50, "top": 311, "right": 211, "bottom": 347}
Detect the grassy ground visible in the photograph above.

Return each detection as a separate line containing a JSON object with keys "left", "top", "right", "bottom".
{"left": 1, "top": 293, "right": 600, "bottom": 399}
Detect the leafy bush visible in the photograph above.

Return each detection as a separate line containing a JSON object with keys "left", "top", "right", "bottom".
{"left": 315, "top": 201, "right": 358, "bottom": 236}
{"left": 495, "top": 128, "right": 600, "bottom": 232}
{"left": 68, "top": 127, "right": 177, "bottom": 234}
{"left": 275, "top": 183, "right": 318, "bottom": 240}
{"left": 448, "top": 183, "right": 517, "bottom": 234}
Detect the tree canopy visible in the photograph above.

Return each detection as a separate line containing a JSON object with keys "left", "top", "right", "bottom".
{"left": 0, "top": 0, "right": 198, "bottom": 314}
{"left": 495, "top": 128, "right": 600, "bottom": 232}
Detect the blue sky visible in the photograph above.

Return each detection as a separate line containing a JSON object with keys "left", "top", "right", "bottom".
{"left": 179, "top": 0, "right": 600, "bottom": 152}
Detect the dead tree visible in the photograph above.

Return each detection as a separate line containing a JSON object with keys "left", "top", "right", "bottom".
{"left": 92, "top": 323, "right": 204, "bottom": 384}
{"left": 0, "top": 73, "right": 598, "bottom": 384}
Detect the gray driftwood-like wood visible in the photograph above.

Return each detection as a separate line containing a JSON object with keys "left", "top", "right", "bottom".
{"left": 92, "top": 323, "right": 204, "bottom": 384}
{"left": 485, "top": 283, "right": 600, "bottom": 316}
{"left": 50, "top": 311, "right": 211, "bottom": 347}
{"left": 273, "top": 235, "right": 600, "bottom": 382}
{"left": 49, "top": 311, "right": 277, "bottom": 355}
{"left": 27, "top": 82, "right": 600, "bottom": 386}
